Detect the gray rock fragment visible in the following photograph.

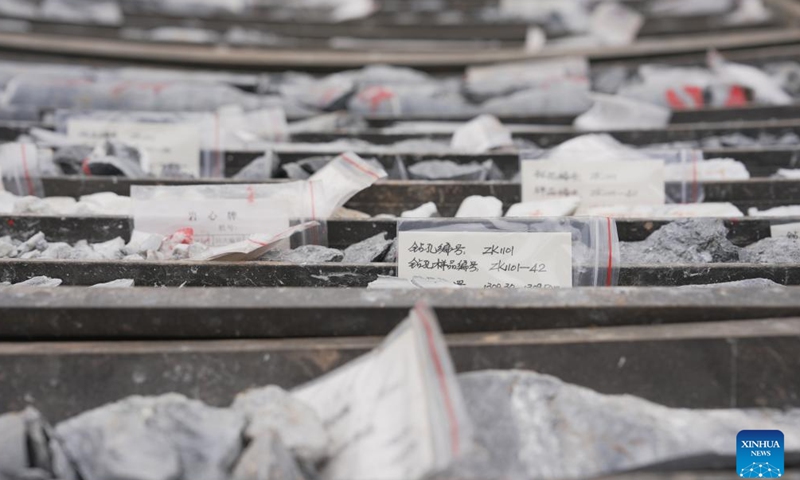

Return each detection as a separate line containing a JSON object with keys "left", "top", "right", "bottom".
{"left": 171, "top": 243, "right": 190, "bottom": 260}
{"left": 383, "top": 238, "right": 398, "bottom": 263}
{"left": 19, "top": 250, "right": 42, "bottom": 259}
{"left": 0, "top": 236, "right": 14, "bottom": 258}
{"left": 68, "top": 240, "right": 100, "bottom": 260}
{"left": 401, "top": 202, "right": 439, "bottom": 218}
{"left": 455, "top": 195, "right": 504, "bottom": 218}
{"left": 41, "top": 242, "right": 74, "bottom": 260}
{"left": 91, "top": 279, "right": 135, "bottom": 288}
{"left": 620, "top": 219, "right": 739, "bottom": 264}
{"left": 261, "top": 245, "right": 344, "bottom": 263}
{"left": 15, "top": 231, "right": 47, "bottom": 256}
{"left": 439, "top": 370, "right": 800, "bottom": 480}
{"left": 0, "top": 409, "right": 28, "bottom": 479}
{"left": 342, "top": 232, "right": 393, "bottom": 263}
{"left": 12, "top": 276, "right": 62, "bottom": 287}
{"left": 232, "top": 385, "right": 328, "bottom": 463}
{"left": 739, "top": 237, "right": 800, "bottom": 264}
{"left": 91, "top": 237, "right": 125, "bottom": 260}
{"left": 407, "top": 160, "right": 487, "bottom": 181}
{"left": 56, "top": 394, "right": 246, "bottom": 480}
{"left": 0, "top": 407, "right": 77, "bottom": 480}
{"left": 231, "top": 431, "right": 305, "bottom": 480}
{"left": 679, "top": 278, "right": 784, "bottom": 288}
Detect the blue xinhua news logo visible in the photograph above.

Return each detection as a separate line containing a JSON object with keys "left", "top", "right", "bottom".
{"left": 737, "top": 430, "right": 784, "bottom": 478}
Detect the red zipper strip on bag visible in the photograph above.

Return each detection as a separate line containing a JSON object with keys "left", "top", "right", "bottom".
{"left": 417, "top": 305, "right": 460, "bottom": 456}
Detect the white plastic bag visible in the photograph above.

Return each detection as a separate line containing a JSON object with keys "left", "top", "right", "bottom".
{"left": 131, "top": 152, "right": 386, "bottom": 245}
{"left": 293, "top": 302, "right": 471, "bottom": 480}
{"left": 0, "top": 142, "right": 45, "bottom": 197}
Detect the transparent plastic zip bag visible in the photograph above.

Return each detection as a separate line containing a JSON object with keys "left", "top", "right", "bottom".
{"left": 293, "top": 301, "right": 472, "bottom": 480}
{"left": 396, "top": 217, "right": 620, "bottom": 288}
{"left": 195, "top": 219, "right": 328, "bottom": 261}
{"left": 54, "top": 110, "right": 209, "bottom": 179}
{"left": 3, "top": 75, "right": 264, "bottom": 112}
{"left": 130, "top": 182, "right": 316, "bottom": 248}
{"left": 642, "top": 148, "right": 705, "bottom": 204}
{"left": 0, "top": 142, "right": 45, "bottom": 197}
{"left": 130, "top": 152, "right": 384, "bottom": 246}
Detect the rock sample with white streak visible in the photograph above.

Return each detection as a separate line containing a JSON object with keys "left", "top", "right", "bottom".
{"left": 437, "top": 370, "right": 800, "bottom": 480}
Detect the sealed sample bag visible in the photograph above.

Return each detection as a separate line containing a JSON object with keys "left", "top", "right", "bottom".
{"left": 0, "top": 142, "right": 46, "bottom": 197}
{"left": 294, "top": 302, "right": 472, "bottom": 480}
{"left": 131, "top": 152, "right": 385, "bottom": 256}
{"left": 396, "top": 217, "right": 620, "bottom": 288}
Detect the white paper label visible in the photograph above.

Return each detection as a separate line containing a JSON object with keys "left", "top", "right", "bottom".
{"left": 770, "top": 222, "right": 800, "bottom": 239}
{"left": 132, "top": 197, "right": 289, "bottom": 246}
{"left": 67, "top": 119, "right": 201, "bottom": 177}
{"left": 521, "top": 158, "right": 665, "bottom": 207}
{"left": 398, "top": 231, "right": 573, "bottom": 288}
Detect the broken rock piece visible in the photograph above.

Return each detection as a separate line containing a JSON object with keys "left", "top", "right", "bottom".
{"left": 383, "top": 238, "right": 398, "bottom": 263}
{"left": 12, "top": 276, "right": 62, "bottom": 287}
{"left": 450, "top": 115, "right": 513, "bottom": 154}
{"left": 739, "top": 237, "right": 800, "bottom": 264}
{"left": 455, "top": 195, "right": 504, "bottom": 218}
{"left": 0, "top": 407, "right": 77, "bottom": 480}
{"left": 440, "top": 370, "right": 800, "bottom": 480}
{"left": 342, "top": 232, "right": 393, "bottom": 263}
{"left": 261, "top": 245, "right": 344, "bottom": 263}
{"left": 231, "top": 431, "right": 306, "bottom": 480}
{"left": 620, "top": 218, "right": 740, "bottom": 264}
{"left": 56, "top": 394, "right": 246, "bottom": 480}
{"left": 679, "top": 278, "right": 783, "bottom": 288}
{"left": 401, "top": 201, "right": 439, "bottom": 218}
{"left": 232, "top": 385, "right": 328, "bottom": 463}
{"left": 90, "top": 279, "right": 135, "bottom": 288}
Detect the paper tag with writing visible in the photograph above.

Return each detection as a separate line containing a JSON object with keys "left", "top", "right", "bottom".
{"left": 67, "top": 119, "right": 201, "bottom": 177}
{"left": 521, "top": 158, "right": 665, "bottom": 208}
{"left": 132, "top": 196, "right": 289, "bottom": 247}
{"left": 398, "top": 231, "right": 572, "bottom": 288}
{"left": 770, "top": 222, "right": 800, "bottom": 239}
